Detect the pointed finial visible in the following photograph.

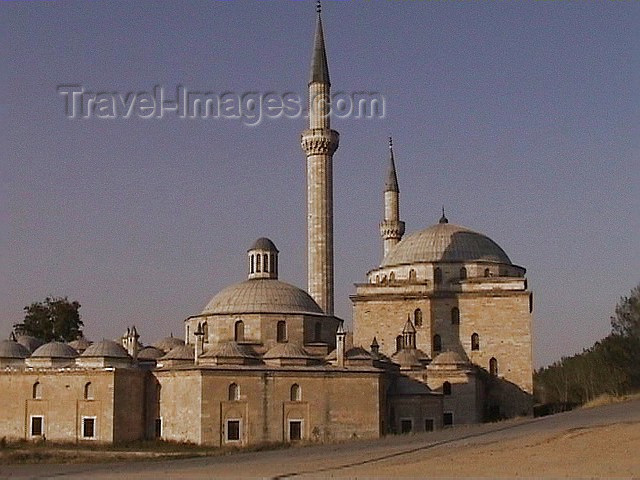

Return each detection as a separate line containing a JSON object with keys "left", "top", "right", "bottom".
{"left": 385, "top": 137, "right": 399, "bottom": 192}
{"left": 316, "top": 0, "right": 321, "bottom": 14}
{"left": 439, "top": 206, "right": 448, "bottom": 224}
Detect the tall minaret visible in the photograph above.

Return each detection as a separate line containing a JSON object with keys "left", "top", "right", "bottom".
{"left": 301, "top": 1, "right": 339, "bottom": 315}
{"left": 380, "top": 137, "right": 405, "bottom": 258}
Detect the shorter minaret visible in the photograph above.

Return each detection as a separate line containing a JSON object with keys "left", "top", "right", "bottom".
{"left": 380, "top": 137, "right": 405, "bottom": 258}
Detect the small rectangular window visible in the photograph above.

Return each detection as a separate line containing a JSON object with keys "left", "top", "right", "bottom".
{"left": 226, "top": 420, "right": 241, "bottom": 442}
{"left": 443, "top": 412, "right": 454, "bottom": 427}
{"left": 154, "top": 418, "right": 162, "bottom": 438}
{"left": 289, "top": 420, "right": 302, "bottom": 441}
{"left": 400, "top": 419, "right": 413, "bottom": 434}
{"left": 30, "top": 416, "right": 43, "bottom": 436}
{"left": 82, "top": 417, "right": 96, "bottom": 439}
{"left": 425, "top": 419, "right": 434, "bottom": 432}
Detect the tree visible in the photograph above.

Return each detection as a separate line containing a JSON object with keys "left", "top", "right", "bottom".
{"left": 611, "top": 284, "right": 640, "bottom": 339}
{"left": 13, "top": 296, "right": 83, "bottom": 342}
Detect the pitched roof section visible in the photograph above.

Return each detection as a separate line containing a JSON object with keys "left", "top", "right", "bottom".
{"left": 309, "top": 12, "right": 330, "bottom": 85}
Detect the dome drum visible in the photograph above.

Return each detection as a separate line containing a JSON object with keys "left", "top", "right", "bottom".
{"left": 186, "top": 312, "right": 339, "bottom": 356}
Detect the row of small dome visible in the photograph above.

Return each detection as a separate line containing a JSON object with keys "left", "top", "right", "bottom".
{"left": 1, "top": 334, "right": 468, "bottom": 370}
{"left": 0, "top": 334, "right": 185, "bottom": 361}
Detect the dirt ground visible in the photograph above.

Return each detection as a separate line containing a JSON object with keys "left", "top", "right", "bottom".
{"left": 1, "top": 399, "right": 639, "bottom": 479}
{"left": 334, "top": 420, "right": 640, "bottom": 478}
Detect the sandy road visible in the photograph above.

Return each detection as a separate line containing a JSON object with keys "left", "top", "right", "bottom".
{"left": 2, "top": 399, "right": 639, "bottom": 479}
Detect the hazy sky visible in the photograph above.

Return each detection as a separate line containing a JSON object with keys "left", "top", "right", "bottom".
{"left": 2, "top": 0, "right": 638, "bottom": 368}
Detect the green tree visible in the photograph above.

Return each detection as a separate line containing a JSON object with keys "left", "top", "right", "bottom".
{"left": 13, "top": 296, "right": 83, "bottom": 342}
{"left": 611, "top": 284, "right": 640, "bottom": 339}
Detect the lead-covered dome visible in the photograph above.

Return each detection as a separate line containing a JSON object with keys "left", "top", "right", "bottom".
{"left": 0, "top": 340, "right": 30, "bottom": 359}
{"left": 202, "top": 279, "right": 323, "bottom": 315}
{"left": 382, "top": 222, "right": 511, "bottom": 267}
{"left": 81, "top": 340, "right": 129, "bottom": 359}
{"left": 31, "top": 341, "right": 78, "bottom": 359}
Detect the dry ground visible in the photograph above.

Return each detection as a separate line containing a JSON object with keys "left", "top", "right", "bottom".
{"left": 1, "top": 398, "right": 639, "bottom": 479}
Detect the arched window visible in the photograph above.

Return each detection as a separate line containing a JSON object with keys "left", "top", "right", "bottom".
{"left": 484, "top": 268, "right": 491, "bottom": 277}
{"left": 250, "top": 255, "right": 254, "bottom": 274}
{"left": 443, "top": 381, "right": 452, "bottom": 395}
{"left": 471, "top": 333, "right": 480, "bottom": 351}
{"left": 459, "top": 267, "right": 467, "bottom": 279}
{"left": 434, "top": 267, "right": 442, "bottom": 285}
{"left": 414, "top": 308, "right": 423, "bottom": 327}
{"left": 290, "top": 384, "right": 301, "bottom": 402}
{"left": 32, "top": 382, "right": 41, "bottom": 400}
{"left": 270, "top": 254, "right": 275, "bottom": 274}
{"left": 234, "top": 320, "right": 245, "bottom": 342}
{"left": 228, "top": 383, "right": 239, "bottom": 401}
{"left": 256, "top": 254, "right": 261, "bottom": 273}
{"left": 263, "top": 253, "right": 269, "bottom": 273}
{"left": 389, "top": 271, "right": 395, "bottom": 282}
{"left": 409, "top": 269, "right": 416, "bottom": 282}
{"left": 277, "top": 321, "right": 287, "bottom": 343}
{"left": 396, "top": 335, "right": 403, "bottom": 353}
{"left": 376, "top": 275, "right": 380, "bottom": 284}
{"left": 433, "top": 334, "right": 442, "bottom": 352}
{"left": 451, "top": 307, "right": 460, "bottom": 325}
{"left": 202, "top": 322, "right": 209, "bottom": 342}
{"left": 314, "top": 322, "right": 322, "bottom": 342}
{"left": 84, "top": 382, "right": 93, "bottom": 400}
{"left": 489, "top": 357, "right": 498, "bottom": 376}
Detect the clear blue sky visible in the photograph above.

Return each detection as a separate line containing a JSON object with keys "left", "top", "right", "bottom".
{"left": 2, "top": 0, "right": 638, "bottom": 368}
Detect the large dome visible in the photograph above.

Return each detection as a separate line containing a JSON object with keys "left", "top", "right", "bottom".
{"left": 202, "top": 279, "right": 323, "bottom": 315}
{"left": 382, "top": 222, "right": 511, "bottom": 267}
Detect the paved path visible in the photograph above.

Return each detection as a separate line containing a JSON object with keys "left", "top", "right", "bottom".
{"left": 2, "top": 399, "right": 639, "bottom": 479}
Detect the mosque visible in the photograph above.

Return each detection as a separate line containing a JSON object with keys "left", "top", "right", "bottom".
{"left": 0, "top": 5, "right": 533, "bottom": 445}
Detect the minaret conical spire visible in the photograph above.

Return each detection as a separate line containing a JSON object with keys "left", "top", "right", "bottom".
{"left": 310, "top": 1, "right": 330, "bottom": 85}
{"left": 385, "top": 137, "right": 399, "bottom": 192}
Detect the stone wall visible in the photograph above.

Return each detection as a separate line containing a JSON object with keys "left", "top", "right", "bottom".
{"left": 155, "top": 366, "right": 384, "bottom": 446}
{"left": 0, "top": 369, "right": 147, "bottom": 443}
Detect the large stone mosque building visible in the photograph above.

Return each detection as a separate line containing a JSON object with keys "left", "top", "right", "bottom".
{"left": 0, "top": 6, "right": 533, "bottom": 445}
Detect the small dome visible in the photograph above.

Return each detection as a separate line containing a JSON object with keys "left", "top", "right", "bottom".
{"left": 202, "top": 279, "right": 323, "bottom": 315}
{"left": 392, "top": 349, "right": 424, "bottom": 369}
{"left": 68, "top": 337, "right": 92, "bottom": 353}
{"left": 201, "top": 341, "right": 258, "bottom": 360}
{"left": 263, "top": 342, "right": 313, "bottom": 360}
{"left": 432, "top": 350, "right": 467, "bottom": 366}
{"left": 31, "top": 341, "right": 78, "bottom": 359}
{"left": 138, "top": 346, "right": 164, "bottom": 360}
{"left": 161, "top": 344, "right": 194, "bottom": 361}
{"left": 391, "top": 376, "right": 433, "bottom": 395}
{"left": 345, "top": 347, "right": 373, "bottom": 360}
{"left": 0, "top": 340, "right": 30, "bottom": 359}
{"left": 81, "top": 340, "right": 129, "bottom": 359}
{"left": 382, "top": 222, "right": 512, "bottom": 267}
{"left": 248, "top": 237, "right": 279, "bottom": 252}
{"left": 153, "top": 337, "right": 184, "bottom": 353}
{"left": 16, "top": 335, "right": 44, "bottom": 353}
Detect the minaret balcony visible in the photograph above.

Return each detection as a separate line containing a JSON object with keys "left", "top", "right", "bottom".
{"left": 301, "top": 128, "right": 339, "bottom": 156}
{"left": 380, "top": 220, "right": 405, "bottom": 239}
